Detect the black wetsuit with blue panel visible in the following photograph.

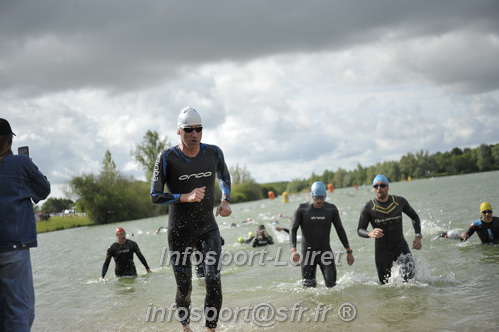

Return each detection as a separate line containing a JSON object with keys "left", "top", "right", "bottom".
{"left": 464, "top": 216, "right": 499, "bottom": 244}
{"left": 357, "top": 195, "right": 421, "bottom": 284}
{"left": 150, "top": 143, "right": 230, "bottom": 329}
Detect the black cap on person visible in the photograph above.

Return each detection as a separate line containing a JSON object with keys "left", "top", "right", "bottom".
{"left": 0, "top": 118, "right": 15, "bottom": 136}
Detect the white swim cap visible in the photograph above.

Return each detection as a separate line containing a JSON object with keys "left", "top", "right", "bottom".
{"left": 177, "top": 107, "right": 202, "bottom": 128}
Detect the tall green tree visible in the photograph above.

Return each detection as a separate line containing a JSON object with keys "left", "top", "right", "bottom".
{"left": 68, "top": 150, "right": 166, "bottom": 224}
{"left": 333, "top": 168, "right": 348, "bottom": 188}
{"left": 41, "top": 198, "right": 74, "bottom": 213}
{"left": 491, "top": 144, "right": 499, "bottom": 167}
{"left": 476, "top": 144, "right": 494, "bottom": 171}
{"left": 132, "top": 130, "right": 170, "bottom": 182}
{"left": 230, "top": 164, "right": 255, "bottom": 184}
{"left": 102, "top": 150, "right": 117, "bottom": 177}
{"left": 229, "top": 164, "right": 265, "bottom": 202}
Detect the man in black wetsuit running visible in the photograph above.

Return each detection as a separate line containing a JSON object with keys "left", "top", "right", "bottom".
{"left": 101, "top": 227, "right": 152, "bottom": 279}
{"left": 357, "top": 174, "right": 422, "bottom": 284}
{"left": 151, "top": 107, "right": 231, "bottom": 332}
{"left": 290, "top": 182, "right": 354, "bottom": 288}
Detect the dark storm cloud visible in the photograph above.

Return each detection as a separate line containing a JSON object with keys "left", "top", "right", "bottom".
{"left": 1, "top": 0, "right": 498, "bottom": 96}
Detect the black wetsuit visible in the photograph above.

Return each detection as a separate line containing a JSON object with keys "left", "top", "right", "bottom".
{"left": 290, "top": 202, "right": 350, "bottom": 288}
{"left": 150, "top": 143, "right": 231, "bottom": 329}
{"left": 195, "top": 237, "right": 225, "bottom": 278}
{"left": 242, "top": 236, "right": 255, "bottom": 244}
{"left": 101, "top": 239, "right": 150, "bottom": 278}
{"left": 252, "top": 235, "right": 274, "bottom": 247}
{"left": 464, "top": 216, "right": 499, "bottom": 244}
{"left": 357, "top": 195, "right": 421, "bottom": 284}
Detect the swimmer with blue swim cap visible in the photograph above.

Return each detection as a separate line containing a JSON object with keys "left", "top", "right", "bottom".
{"left": 311, "top": 181, "right": 327, "bottom": 198}
{"left": 372, "top": 174, "right": 389, "bottom": 186}
{"left": 357, "top": 174, "right": 423, "bottom": 284}
{"left": 290, "top": 181, "right": 354, "bottom": 287}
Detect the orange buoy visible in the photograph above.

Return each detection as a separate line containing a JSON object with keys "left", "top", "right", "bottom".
{"left": 268, "top": 191, "right": 275, "bottom": 200}
{"left": 327, "top": 184, "right": 334, "bottom": 193}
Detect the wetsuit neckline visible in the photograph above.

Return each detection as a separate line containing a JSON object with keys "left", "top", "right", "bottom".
{"left": 177, "top": 145, "right": 200, "bottom": 158}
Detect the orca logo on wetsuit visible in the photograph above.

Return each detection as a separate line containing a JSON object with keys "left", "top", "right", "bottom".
{"left": 178, "top": 172, "right": 212, "bottom": 181}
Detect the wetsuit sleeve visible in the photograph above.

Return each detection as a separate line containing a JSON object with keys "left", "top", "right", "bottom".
{"left": 401, "top": 197, "right": 422, "bottom": 235}
{"left": 215, "top": 146, "right": 231, "bottom": 202}
{"left": 357, "top": 203, "right": 371, "bottom": 238}
{"left": 244, "top": 236, "right": 254, "bottom": 244}
{"left": 133, "top": 242, "right": 150, "bottom": 270}
{"left": 331, "top": 208, "right": 350, "bottom": 248}
{"left": 464, "top": 219, "right": 480, "bottom": 240}
{"left": 101, "top": 246, "right": 114, "bottom": 278}
{"left": 150, "top": 149, "right": 181, "bottom": 205}
{"left": 290, "top": 206, "right": 302, "bottom": 248}
{"left": 282, "top": 228, "right": 290, "bottom": 234}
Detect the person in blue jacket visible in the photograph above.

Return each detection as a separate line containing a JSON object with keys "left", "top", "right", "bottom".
{"left": 0, "top": 118, "right": 51, "bottom": 332}
{"left": 461, "top": 202, "right": 499, "bottom": 244}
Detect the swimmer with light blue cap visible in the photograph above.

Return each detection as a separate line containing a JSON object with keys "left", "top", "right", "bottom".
{"left": 372, "top": 174, "right": 389, "bottom": 186}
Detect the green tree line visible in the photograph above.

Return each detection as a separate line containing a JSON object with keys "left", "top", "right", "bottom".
{"left": 277, "top": 143, "right": 499, "bottom": 195}
{"left": 61, "top": 129, "right": 499, "bottom": 225}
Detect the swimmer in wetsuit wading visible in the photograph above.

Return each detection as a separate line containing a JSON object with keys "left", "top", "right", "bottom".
{"left": 461, "top": 202, "right": 499, "bottom": 244}
{"left": 290, "top": 182, "right": 354, "bottom": 288}
{"left": 357, "top": 174, "right": 422, "bottom": 284}
{"left": 101, "top": 227, "right": 152, "bottom": 279}
{"left": 151, "top": 107, "right": 231, "bottom": 332}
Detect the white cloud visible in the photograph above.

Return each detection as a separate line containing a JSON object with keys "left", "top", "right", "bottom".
{"left": 1, "top": 0, "right": 498, "bottom": 198}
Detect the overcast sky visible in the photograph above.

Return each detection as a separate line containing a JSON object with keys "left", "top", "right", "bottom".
{"left": 1, "top": 0, "right": 499, "bottom": 199}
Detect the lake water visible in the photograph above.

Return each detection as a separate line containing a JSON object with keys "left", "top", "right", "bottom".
{"left": 31, "top": 171, "right": 499, "bottom": 331}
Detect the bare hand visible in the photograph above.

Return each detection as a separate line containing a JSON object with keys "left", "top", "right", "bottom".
{"left": 183, "top": 186, "right": 206, "bottom": 202}
{"left": 460, "top": 232, "right": 469, "bottom": 241}
{"left": 412, "top": 237, "right": 422, "bottom": 250}
{"left": 216, "top": 200, "right": 232, "bottom": 217}
{"left": 291, "top": 250, "right": 301, "bottom": 265}
{"left": 346, "top": 253, "right": 354, "bottom": 266}
{"left": 370, "top": 228, "right": 384, "bottom": 239}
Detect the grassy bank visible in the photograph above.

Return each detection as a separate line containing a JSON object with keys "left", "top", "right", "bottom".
{"left": 36, "top": 215, "right": 93, "bottom": 233}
